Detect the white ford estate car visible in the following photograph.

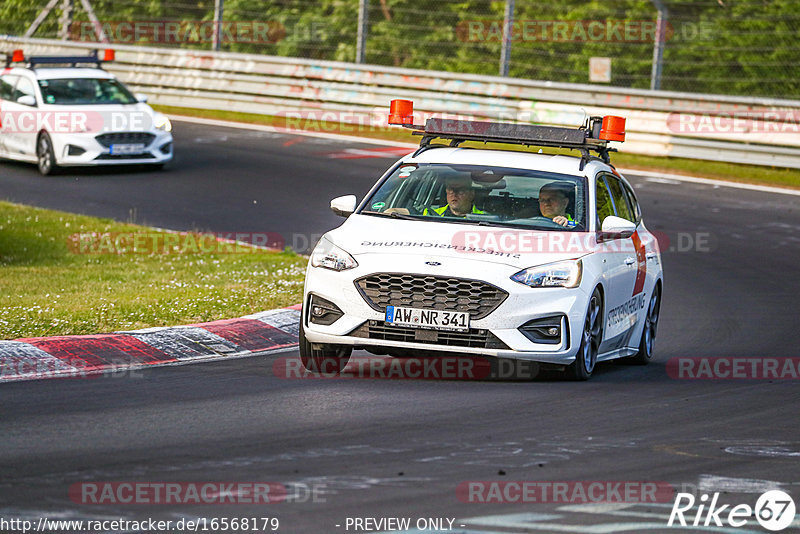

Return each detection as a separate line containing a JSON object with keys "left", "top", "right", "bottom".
{"left": 300, "top": 101, "right": 663, "bottom": 380}
{"left": 0, "top": 49, "right": 173, "bottom": 175}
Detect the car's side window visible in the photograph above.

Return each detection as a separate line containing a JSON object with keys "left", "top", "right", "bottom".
{"left": 621, "top": 181, "right": 642, "bottom": 222}
{"left": 13, "top": 77, "right": 37, "bottom": 105}
{"left": 0, "top": 75, "right": 18, "bottom": 101}
{"left": 595, "top": 175, "right": 615, "bottom": 228}
{"left": 604, "top": 174, "right": 635, "bottom": 222}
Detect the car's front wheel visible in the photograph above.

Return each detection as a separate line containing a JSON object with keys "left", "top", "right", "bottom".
{"left": 37, "top": 132, "right": 58, "bottom": 175}
{"left": 566, "top": 287, "right": 603, "bottom": 381}
{"left": 629, "top": 284, "right": 661, "bottom": 365}
{"left": 299, "top": 317, "right": 351, "bottom": 374}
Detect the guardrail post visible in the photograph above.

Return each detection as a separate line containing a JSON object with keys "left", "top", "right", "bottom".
{"left": 356, "top": 0, "right": 368, "bottom": 63}
{"left": 499, "top": 0, "right": 515, "bottom": 77}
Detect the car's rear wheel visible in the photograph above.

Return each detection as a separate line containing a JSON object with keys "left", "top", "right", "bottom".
{"left": 566, "top": 287, "right": 603, "bottom": 381}
{"left": 299, "top": 316, "right": 351, "bottom": 374}
{"left": 629, "top": 284, "right": 661, "bottom": 365}
{"left": 37, "top": 132, "right": 58, "bottom": 175}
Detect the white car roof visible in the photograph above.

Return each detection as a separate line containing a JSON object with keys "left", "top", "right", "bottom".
{"left": 10, "top": 67, "right": 115, "bottom": 80}
{"left": 403, "top": 146, "right": 611, "bottom": 178}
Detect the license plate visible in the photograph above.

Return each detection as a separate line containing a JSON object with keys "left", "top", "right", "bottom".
{"left": 385, "top": 305, "right": 470, "bottom": 332}
{"left": 110, "top": 143, "right": 146, "bottom": 155}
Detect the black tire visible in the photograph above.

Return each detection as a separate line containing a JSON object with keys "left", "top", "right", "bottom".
{"left": 37, "top": 132, "right": 58, "bottom": 175}
{"left": 299, "top": 314, "right": 351, "bottom": 375}
{"left": 629, "top": 284, "right": 661, "bottom": 365}
{"left": 566, "top": 286, "right": 603, "bottom": 381}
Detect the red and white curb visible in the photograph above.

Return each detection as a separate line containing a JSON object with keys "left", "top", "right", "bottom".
{"left": 0, "top": 305, "right": 301, "bottom": 383}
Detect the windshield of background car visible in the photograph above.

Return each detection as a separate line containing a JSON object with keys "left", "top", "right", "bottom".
{"left": 37, "top": 78, "right": 138, "bottom": 105}
{"left": 359, "top": 163, "right": 586, "bottom": 230}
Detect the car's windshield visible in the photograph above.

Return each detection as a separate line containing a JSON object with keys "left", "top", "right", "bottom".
{"left": 359, "top": 163, "right": 586, "bottom": 230}
{"left": 37, "top": 78, "right": 138, "bottom": 105}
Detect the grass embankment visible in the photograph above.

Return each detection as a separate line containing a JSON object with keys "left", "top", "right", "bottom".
{"left": 155, "top": 104, "right": 800, "bottom": 190}
{"left": 0, "top": 201, "right": 306, "bottom": 339}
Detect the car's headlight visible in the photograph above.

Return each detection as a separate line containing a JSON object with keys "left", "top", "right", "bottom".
{"left": 511, "top": 259, "right": 582, "bottom": 288}
{"left": 154, "top": 113, "right": 172, "bottom": 132}
{"left": 310, "top": 237, "right": 358, "bottom": 271}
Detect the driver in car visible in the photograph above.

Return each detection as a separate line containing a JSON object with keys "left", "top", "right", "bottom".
{"left": 538, "top": 182, "right": 574, "bottom": 227}
{"left": 424, "top": 175, "right": 485, "bottom": 217}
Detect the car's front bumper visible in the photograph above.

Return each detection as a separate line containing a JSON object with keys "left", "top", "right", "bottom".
{"left": 302, "top": 254, "right": 592, "bottom": 366}
{"left": 52, "top": 130, "right": 173, "bottom": 166}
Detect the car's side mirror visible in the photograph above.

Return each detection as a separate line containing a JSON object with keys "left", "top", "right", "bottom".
{"left": 599, "top": 216, "right": 636, "bottom": 240}
{"left": 330, "top": 195, "right": 357, "bottom": 217}
{"left": 16, "top": 95, "right": 36, "bottom": 107}
{"left": 135, "top": 93, "right": 148, "bottom": 103}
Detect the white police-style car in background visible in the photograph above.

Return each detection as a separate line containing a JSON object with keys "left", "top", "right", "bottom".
{"left": 301, "top": 100, "right": 663, "bottom": 380}
{"left": 0, "top": 49, "right": 172, "bottom": 175}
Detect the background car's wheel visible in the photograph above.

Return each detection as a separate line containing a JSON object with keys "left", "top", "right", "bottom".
{"left": 299, "top": 316, "right": 351, "bottom": 375}
{"left": 629, "top": 284, "right": 661, "bottom": 365}
{"left": 37, "top": 132, "right": 58, "bottom": 175}
{"left": 566, "top": 286, "right": 603, "bottom": 381}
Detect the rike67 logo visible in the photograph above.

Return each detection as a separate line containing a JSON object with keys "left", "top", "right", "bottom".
{"left": 669, "top": 490, "right": 796, "bottom": 531}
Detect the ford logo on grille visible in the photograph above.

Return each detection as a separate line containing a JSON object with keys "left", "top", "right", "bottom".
{"left": 425, "top": 261, "right": 442, "bottom": 266}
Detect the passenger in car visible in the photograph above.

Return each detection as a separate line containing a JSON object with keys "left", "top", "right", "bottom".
{"left": 538, "top": 182, "right": 574, "bottom": 227}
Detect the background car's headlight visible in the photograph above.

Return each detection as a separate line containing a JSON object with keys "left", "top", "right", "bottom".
{"left": 310, "top": 237, "right": 358, "bottom": 271}
{"left": 154, "top": 114, "right": 172, "bottom": 132}
{"left": 511, "top": 259, "right": 582, "bottom": 288}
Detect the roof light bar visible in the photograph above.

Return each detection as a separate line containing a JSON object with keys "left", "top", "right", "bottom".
{"left": 387, "top": 100, "right": 626, "bottom": 166}
{"left": 4, "top": 49, "right": 114, "bottom": 68}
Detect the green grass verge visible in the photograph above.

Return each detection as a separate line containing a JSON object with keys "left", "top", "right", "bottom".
{"left": 0, "top": 201, "right": 306, "bottom": 339}
{"left": 155, "top": 104, "right": 800, "bottom": 190}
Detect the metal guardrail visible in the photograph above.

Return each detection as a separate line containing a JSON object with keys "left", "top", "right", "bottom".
{"left": 3, "top": 36, "right": 800, "bottom": 169}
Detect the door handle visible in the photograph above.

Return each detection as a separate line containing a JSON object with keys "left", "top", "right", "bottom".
{"left": 624, "top": 257, "right": 636, "bottom": 266}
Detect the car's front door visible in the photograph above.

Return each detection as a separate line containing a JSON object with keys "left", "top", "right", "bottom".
{"left": 595, "top": 174, "right": 640, "bottom": 353}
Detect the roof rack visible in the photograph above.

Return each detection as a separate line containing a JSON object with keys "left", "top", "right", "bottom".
{"left": 387, "top": 99, "right": 626, "bottom": 170}
{"left": 4, "top": 49, "right": 115, "bottom": 69}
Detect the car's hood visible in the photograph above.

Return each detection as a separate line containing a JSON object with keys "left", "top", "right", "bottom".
{"left": 326, "top": 214, "right": 590, "bottom": 270}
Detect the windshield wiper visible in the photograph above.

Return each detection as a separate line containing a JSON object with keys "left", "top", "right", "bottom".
{"left": 361, "top": 210, "right": 421, "bottom": 221}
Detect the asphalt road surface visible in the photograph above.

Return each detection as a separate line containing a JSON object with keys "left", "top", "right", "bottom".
{"left": 1, "top": 120, "right": 799, "bottom": 533}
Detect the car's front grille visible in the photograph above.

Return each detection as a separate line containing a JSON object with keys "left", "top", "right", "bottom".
{"left": 354, "top": 273, "right": 508, "bottom": 320}
{"left": 95, "top": 132, "right": 156, "bottom": 148}
{"left": 350, "top": 321, "right": 509, "bottom": 349}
